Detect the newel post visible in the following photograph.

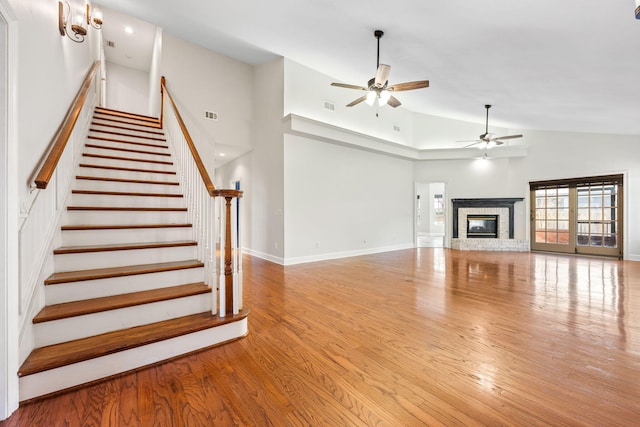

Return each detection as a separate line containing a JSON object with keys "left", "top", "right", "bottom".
{"left": 214, "top": 189, "right": 243, "bottom": 316}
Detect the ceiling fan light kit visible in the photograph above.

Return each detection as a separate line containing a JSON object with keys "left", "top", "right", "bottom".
{"left": 331, "top": 30, "right": 429, "bottom": 109}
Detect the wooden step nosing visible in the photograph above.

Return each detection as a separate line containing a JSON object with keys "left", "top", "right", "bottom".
{"left": 33, "top": 283, "right": 211, "bottom": 323}
{"left": 87, "top": 135, "right": 169, "bottom": 149}
{"left": 54, "top": 240, "right": 197, "bottom": 254}
{"left": 79, "top": 163, "right": 177, "bottom": 175}
{"left": 44, "top": 260, "right": 204, "bottom": 285}
{"left": 71, "top": 190, "right": 184, "bottom": 198}
{"left": 67, "top": 206, "right": 187, "bottom": 212}
{"left": 82, "top": 153, "right": 174, "bottom": 166}
{"left": 75, "top": 176, "right": 180, "bottom": 186}
{"left": 18, "top": 311, "right": 249, "bottom": 377}
{"left": 61, "top": 223, "right": 192, "bottom": 231}
{"left": 84, "top": 143, "right": 171, "bottom": 157}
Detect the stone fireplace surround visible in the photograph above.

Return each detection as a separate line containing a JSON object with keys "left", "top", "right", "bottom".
{"left": 451, "top": 198, "right": 529, "bottom": 252}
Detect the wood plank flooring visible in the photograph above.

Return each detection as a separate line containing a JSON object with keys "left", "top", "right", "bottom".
{"left": 3, "top": 249, "right": 640, "bottom": 426}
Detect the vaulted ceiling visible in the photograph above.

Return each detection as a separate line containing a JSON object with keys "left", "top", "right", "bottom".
{"left": 97, "top": 0, "right": 640, "bottom": 136}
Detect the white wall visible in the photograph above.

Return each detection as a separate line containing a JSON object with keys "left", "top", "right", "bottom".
{"left": 105, "top": 62, "right": 150, "bottom": 115}
{"left": 159, "top": 32, "right": 253, "bottom": 175}
{"left": 283, "top": 134, "right": 414, "bottom": 263}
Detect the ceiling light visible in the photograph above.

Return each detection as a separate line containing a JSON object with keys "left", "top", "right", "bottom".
{"left": 378, "top": 90, "right": 391, "bottom": 106}
{"left": 124, "top": 26, "right": 134, "bottom": 34}
{"left": 218, "top": 153, "right": 226, "bottom": 157}
{"left": 365, "top": 91, "right": 376, "bottom": 106}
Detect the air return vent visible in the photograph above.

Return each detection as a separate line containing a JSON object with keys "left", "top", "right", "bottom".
{"left": 106, "top": 40, "right": 115, "bottom": 48}
{"left": 323, "top": 100, "right": 335, "bottom": 112}
{"left": 204, "top": 110, "right": 218, "bottom": 120}
{"left": 393, "top": 124, "right": 401, "bottom": 132}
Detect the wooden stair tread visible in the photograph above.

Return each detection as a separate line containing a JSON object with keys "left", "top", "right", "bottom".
{"left": 79, "top": 164, "right": 176, "bottom": 175}
{"left": 18, "top": 310, "right": 249, "bottom": 377}
{"left": 89, "top": 128, "right": 167, "bottom": 142}
{"left": 91, "top": 121, "right": 165, "bottom": 135}
{"left": 94, "top": 107, "right": 160, "bottom": 124}
{"left": 71, "top": 189, "right": 184, "bottom": 198}
{"left": 33, "top": 282, "right": 211, "bottom": 323}
{"left": 45, "top": 259, "right": 204, "bottom": 285}
{"left": 85, "top": 143, "right": 171, "bottom": 157}
{"left": 88, "top": 135, "right": 169, "bottom": 149}
{"left": 82, "top": 153, "right": 173, "bottom": 166}
{"left": 61, "top": 223, "right": 192, "bottom": 231}
{"left": 67, "top": 206, "right": 187, "bottom": 211}
{"left": 54, "top": 240, "right": 197, "bottom": 254}
{"left": 89, "top": 115, "right": 161, "bottom": 129}
{"left": 75, "top": 176, "right": 180, "bottom": 186}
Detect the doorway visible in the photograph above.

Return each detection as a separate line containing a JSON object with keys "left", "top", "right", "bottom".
{"left": 415, "top": 182, "right": 446, "bottom": 248}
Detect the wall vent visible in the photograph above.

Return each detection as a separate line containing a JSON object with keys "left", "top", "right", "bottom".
{"left": 323, "top": 100, "right": 335, "bottom": 112}
{"left": 204, "top": 110, "right": 218, "bottom": 121}
{"left": 393, "top": 124, "right": 401, "bottom": 132}
{"left": 106, "top": 40, "right": 115, "bottom": 48}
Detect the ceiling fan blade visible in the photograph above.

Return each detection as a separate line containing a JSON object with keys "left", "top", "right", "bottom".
{"left": 387, "top": 95, "right": 401, "bottom": 108}
{"left": 346, "top": 95, "right": 368, "bottom": 107}
{"left": 491, "top": 134, "right": 523, "bottom": 141}
{"left": 463, "top": 141, "right": 482, "bottom": 148}
{"left": 374, "top": 64, "right": 391, "bottom": 87}
{"left": 387, "top": 80, "right": 430, "bottom": 92}
{"left": 457, "top": 139, "right": 482, "bottom": 143}
{"left": 331, "top": 82, "right": 367, "bottom": 91}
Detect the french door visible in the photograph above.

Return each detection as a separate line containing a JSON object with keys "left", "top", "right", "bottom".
{"left": 530, "top": 175, "right": 623, "bottom": 258}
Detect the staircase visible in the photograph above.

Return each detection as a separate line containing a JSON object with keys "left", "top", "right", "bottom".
{"left": 18, "top": 107, "right": 248, "bottom": 402}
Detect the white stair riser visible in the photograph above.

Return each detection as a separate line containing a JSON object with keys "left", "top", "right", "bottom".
{"left": 70, "top": 193, "right": 185, "bottom": 208}
{"left": 77, "top": 166, "right": 178, "bottom": 182}
{"left": 61, "top": 227, "right": 194, "bottom": 246}
{"left": 81, "top": 155, "right": 175, "bottom": 172}
{"left": 54, "top": 245, "right": 198, "bottom": 272}
{"left": 73, "top": 178, "right": 182, "bottom": 195}
{"left": 89, "top": 128, "right": 167, "bottom": 140}
{"left": 19, "top": 318, "right": 248, "bottom": 401}
{"left": 34, "top": 293, "right": 212, "bottom": 347}
{"left": 92, "top": 116, "right": 158, "bottom": 129}
{"left": 84, "top": 145, "right": 172, "bottom": 162}
{"left": 45, "top": 267, "right": 206, "bottom": 304}
{"left": 64, "top": 210, "right": 189, "bottom": 225}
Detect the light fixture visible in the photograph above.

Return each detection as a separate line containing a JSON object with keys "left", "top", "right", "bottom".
{"left": 365, "top": 89, "right": 391, "bottom": 107}
{"left": 86, "top": 4, "right": 103, "bottom": 29}
{"left": 59, "top": 1, "right": 86, "bottom": 43}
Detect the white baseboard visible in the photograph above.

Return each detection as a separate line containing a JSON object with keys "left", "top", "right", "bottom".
{"left": 282, "top": 243, "right": 414, "bottom": 266}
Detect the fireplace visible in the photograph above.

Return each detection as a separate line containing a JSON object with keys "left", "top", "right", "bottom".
{"left": 467, "top": 215, "right": 498, "bottom": 238}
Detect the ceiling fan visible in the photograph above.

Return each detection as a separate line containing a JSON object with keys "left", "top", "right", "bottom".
{"left": 330, "top": 30, "right": 429, "bottom": 108}
{"left": 460, "top": 105, "right": 523, "bottom": 149}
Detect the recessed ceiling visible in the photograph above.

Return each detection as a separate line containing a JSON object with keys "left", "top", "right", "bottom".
{"left": 96, "top": 0, "right": 640, "bottom": 136}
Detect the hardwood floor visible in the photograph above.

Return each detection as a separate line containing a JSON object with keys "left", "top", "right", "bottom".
{"left": 3, "top": 249, "right": 640, "bottom": 426}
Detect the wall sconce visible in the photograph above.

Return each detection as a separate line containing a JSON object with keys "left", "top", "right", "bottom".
{"left": 86, "top": 4, "right": 103, "bottom": 29}
{"left": 58, "top": 1, "right": 86, "bottom": 43}
{"left": 58, "top": 2, "right": 102, "bottom": 43}
{"left": 636, "top": 0, "right": 640, "bottom": 19}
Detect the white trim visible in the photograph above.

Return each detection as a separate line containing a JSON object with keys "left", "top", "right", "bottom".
{"left": 282, "top": 243, "right": 414, "bottom": 266}
{"left": 243, "top": 247, "right": 285, "bottom": 265}
{"left": 0, "top": 0, "right": 18, "bottom": 419}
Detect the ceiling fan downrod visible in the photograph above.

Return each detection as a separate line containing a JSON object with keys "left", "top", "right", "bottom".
{"left": 374, "top": 30, "right": 383, "bottom": 69}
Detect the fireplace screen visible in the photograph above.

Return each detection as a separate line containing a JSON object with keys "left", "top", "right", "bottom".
{"left": 467, "top": 215, "right": 498, "bottom": 238}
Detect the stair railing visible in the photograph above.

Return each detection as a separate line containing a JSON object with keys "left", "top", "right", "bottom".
{"left": 20, "top": 61, "right": 101, "bottom": 315}
{"left": 160, "top": 77, "right": 243, "bottom": 317}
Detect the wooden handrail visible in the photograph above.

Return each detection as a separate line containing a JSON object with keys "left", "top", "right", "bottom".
{"left": 160, "top": 76, "right": 216, "bottom": 195}
{"left": 34, "top": 61, "right": 100, "bottom": 189}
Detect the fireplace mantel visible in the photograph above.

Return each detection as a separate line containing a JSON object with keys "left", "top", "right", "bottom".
{"left": 452, "top": 198, "right": 524, "bottom": 239}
